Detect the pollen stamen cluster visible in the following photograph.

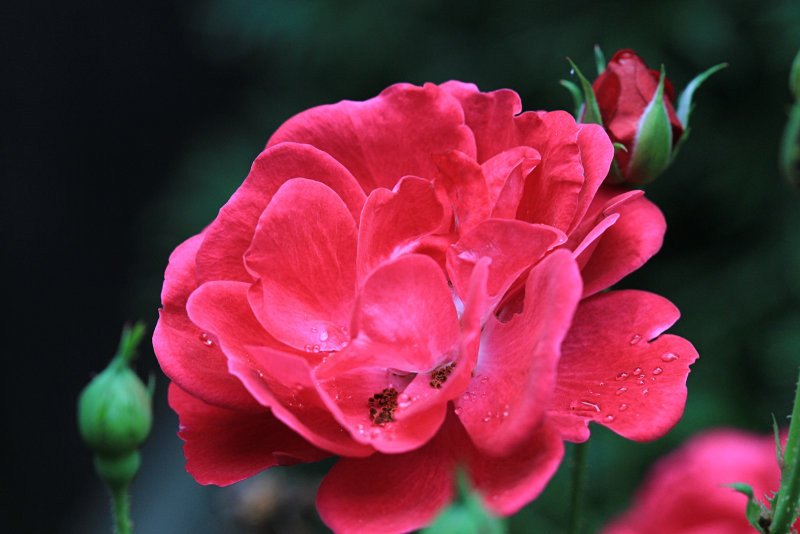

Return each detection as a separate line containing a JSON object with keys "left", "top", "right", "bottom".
{"left": 367, "top": 387, "right": 398, "bottom": 426}
{"left": 429, "top": 362, "right": 456, "bottom": 389}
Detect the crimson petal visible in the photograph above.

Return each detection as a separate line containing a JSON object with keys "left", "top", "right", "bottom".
{"left": 169, "top": 384, "right": 328, "bottom": 486}
{"left": 547, "top": 290, "right": 698, "bottom": 442}
{"left": 245, "top": 178, "right": 357, "bottom": 352}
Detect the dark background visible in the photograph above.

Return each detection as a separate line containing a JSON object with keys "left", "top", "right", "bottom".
{"left": 4, "top": 1, "right": 799, "bottom": 532}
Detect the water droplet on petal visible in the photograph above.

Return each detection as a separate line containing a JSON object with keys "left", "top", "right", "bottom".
{"left": 570, "top": 400, "right": 601, "bottom": 412}
{"left": 312, "top": 344, "right": 320, "bottom": 353}
{"left": 397, "top": 393, "right": 411, "bottom": 407}
{"left": 616, "top": 387, "right": 627, "bottom": 396}
{"left": 642, "top": 388, "right": 649, "bottom": 396}
{"left": 502, "top": 411, "right": 509, "bottom": 417}
{"left": 198, "top": 332, "right": 213, "bottom": 346}
{"left": 616, "top": 372, "right": 629, "bottom": 381}
{"left": 454, "top": 407, "right": 463, "bottom": 415}
{"left": 632, "top": 367, "right": 643, "bottom": 376}
{"left": 304, "top": 344, "right": 312, "bottom": 352}
{"left": 653, "top": 367, "right": 663, "bottom": 375}
{"left": 603, "top": 415, "right": 615, "bottom": 423}
{"left": 483, "top": 416, "right": 491, "bottom": 422}
{"left": 618, "top": 403, "right": 628, "bottom": 412}
{"left": 661, "top": 352, "right": 679, "bottom": 362}
{"left": 319, "top": 330, "right": 329, "bottom": 341}
{"left": 310, "top": 326, "right": 317, "bottom": 333}
{"left": 630, "top": 334, "right": 642, "bottom": 345}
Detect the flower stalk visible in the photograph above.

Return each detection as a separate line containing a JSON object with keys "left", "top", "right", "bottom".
{"left": 769, "top": 367, "right": 800, "bottom": 534}
{"left": 568, "top": 442, "right": 589, "bottom": 534}
{"left": 78, "top": 322, "right": 152, "bottom": 534}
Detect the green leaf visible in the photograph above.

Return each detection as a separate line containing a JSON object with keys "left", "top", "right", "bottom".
{"left": 566, "top": 57, "right": 603, "bottom": 126}
{"left": 675, "top": 62, "right": 727, "bottom": 129}
{"left": 420, "top": 470, "right": 507, "bottom": 534}
{"left": 559, "top": 79, "right": 584, "bottom": 119}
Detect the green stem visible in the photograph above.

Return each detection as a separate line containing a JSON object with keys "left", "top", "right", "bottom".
{"left": 568, "top": 442, "right": 589, "bottom": 534}
{"left": 111, "top": 484, "right": 132, "bottom": 534}
{"left": 770, "top": 368, "right": 800, "bottom": 533}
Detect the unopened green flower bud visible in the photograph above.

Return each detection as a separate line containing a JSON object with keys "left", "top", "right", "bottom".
{"left": 78, "top": 322, "right": 152, "bottom": 489}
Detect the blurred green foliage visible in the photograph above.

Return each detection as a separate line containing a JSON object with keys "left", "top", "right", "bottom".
{"left": 129, "top": 0, "right": 800, "bottom": 532}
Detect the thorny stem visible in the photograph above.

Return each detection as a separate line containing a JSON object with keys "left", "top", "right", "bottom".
{"left": 770, "top": 368, "right": 800, "bottom": 534}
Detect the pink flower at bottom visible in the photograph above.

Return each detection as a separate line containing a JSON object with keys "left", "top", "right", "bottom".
{"left": 154, "top": 81, "right": 698, "bottom": 533}
{"left": 602, "top": 429, "right": 799, "bottom": 534}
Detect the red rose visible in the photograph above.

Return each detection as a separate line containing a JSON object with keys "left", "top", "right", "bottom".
{"left": 154, "top": 81, "right": 697, "bottom": 533}
{"left": 602, "top": 429, "right": 799, "bottom": 534}
{"left": 593, "top": 49, "right": 684, "bottom": 184}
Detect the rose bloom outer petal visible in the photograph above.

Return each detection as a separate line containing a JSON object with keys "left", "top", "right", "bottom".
{"left": 514, "top": 111, "right": 612, "bottom": 234}
{"left": 316, "top": 424, "right": 458, "bottom": 534}
{"left": 547, "top": 290, "right": 698, "bottom": 442}
{"left": 439, "top": 80, "right": 523, "bottom": 163}
{"left": 153, "top": 233, "right": 262, "bottom": 412}
{"left": 186, "top": 279, "right": 373, "bottom": 457}
{"left": 168, "top": 383, "right": 329, "bottom": 486}
{"left": 431, "top": 149, "right": 491, "bottom": 233}
{"left": 601, "top": 429, "right": 797, "bottom": 534}
{"left": 195, "top": 142, "right": 366, "bottom": 285}
{"left": 446, "top": 218, "right": 566, "bottom": 307}
{"left": 454, "top": 250, "right": 582, "bottom": 456}
{"left": 244, "top": 178, "right": 357, "bottom": 352}
{"left": 267, "top": 82, "right": 476, "bottom": 192}
{"left": 570, "top": 187, "right": 666, "bottom": 298}
{"left": 467, "top": 418, "right": 565, "bottom": 516}
{"left": 356, "top": 176, "right": 451, "bottom": 283}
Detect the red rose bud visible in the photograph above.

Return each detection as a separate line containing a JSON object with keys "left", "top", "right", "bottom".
{"left": 78, "top": 323, "right": 152, "bottom": 489}
{"left": 593, "top": 50, "right": 683, "bottom": 185}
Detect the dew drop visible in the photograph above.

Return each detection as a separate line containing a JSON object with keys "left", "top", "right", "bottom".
{"left": 483, "top": 416, "right": 491, "bottom": 422}
{"left": 310, "top": 326, "right": 317, "bottom": 333}
{"left": 653, "top": 367, "right": 663, "bottom": 375}
{"left": 616, "top": 387, "right": 627, "bottom": 396}
{"left": 642, "top": 388, "right": 649, "bottom": 396}
{"left": 637, "top": 379, "right": 645, "bottom": 385}
{"left": 618, "top": 403, "right": 628, "bottom": 412}
{"left": 319, "top": 330, "right": 329, "bottom": 342}
{"left": 397, "top": 393, "right": 411, "bottom": 407}
{"left": 454, "top": 407, "right": 463, "bottom": 415}
{"left": 661, "top": 352, "right": 679, "bottom": 362}
{"left": 304, "top": 344, "right": 312, "bottom": 352}
{"left": 632, "top": 367, "right": 643, "bottom": 376}
{"left": 198, "top": 332, "right": 213, "bottom": 347}
{"left": 502, "top": 411, "right": 509, "bottom": 417}
{"left": 629, "top": 334, "right": 642, "bottom": 345}
{"left": 603, "top": 415, "right": 616, "bottom": 423}
{"left": 570, "top": 400, "right": 601, "bottom": 412}
{"left": 312, "top": 344, "right": 320, "bottom": 353}
{"left": 599, "top": 381, "right": 605, "bottom": 387}
{"left": 480, "top": 375, "right": 489, "bottom": 384}
{"left": 615, "top": 372, "right": 629, "bottom": 381}
{"left": 368, "top": 428, "right": 381, "bottom": 440}
{"left": 570, "top": 68, "right": 575, "bottom": 75}
{"left": 356, "top": 424, "right": 365, "bottom": 435}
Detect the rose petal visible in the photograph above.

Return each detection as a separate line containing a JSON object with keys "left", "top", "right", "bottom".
{"left": 439, "top": 80, "right": 523, "bottom": 163}
{"left": 268, "top": 83, "right": 476, "bottom": 191}
{"left": 153, "top": 234, "right": 262, "bottom": 412}
{"left": 514, "top": 111, "right": 586, "bottom": 232}
{"left": 547, "top": 290, "right": 698, "bottom": 442}
{"left": 432, "top": 150, "right": 490, "bottom": 233}
{"left": 455, "top": 250, "right": 582, "bottom": 456}
{"left": 468, "top": 418, "right": 565, "bottom": 515}
{"left": 480, "top": 146, "right": 541, "bottom": 217}
{"left": 195, "top": 142, "right": 366, "bottom": 284}
{"left": 317, "top": 430, "right": 457, "bottom": 534}
{"left": 169, "top": 383, "right": 329, "bottom": 486}
{"left": 446, "top": 219, "right": 566, "bottom": 309}
{"left": 244, "top": 178, "right": 357, "bottom": 352}
{"left": 356, "top": 176, "right": 451, "bottom": 283}
{"left": 571, "top": 124, "right": 615, "bottom": 234}
{"left": 186, "top": 280, "right": 372, "bottom": 457}
{"left": 577, "top": 188, "right": 666, "bottom": 297}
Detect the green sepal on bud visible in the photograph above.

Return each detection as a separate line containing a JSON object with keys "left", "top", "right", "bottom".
{"left": 78, "top": 322, "right": 152, "bottom": 490}
{"left": 565, "top": 57, "right": 603, "bottom": 127}
{"left": 780, "top": 48, "right": 800, "bottom": 189}
{"left": 626, "top": 66, "right": 673, "bottom": 185}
